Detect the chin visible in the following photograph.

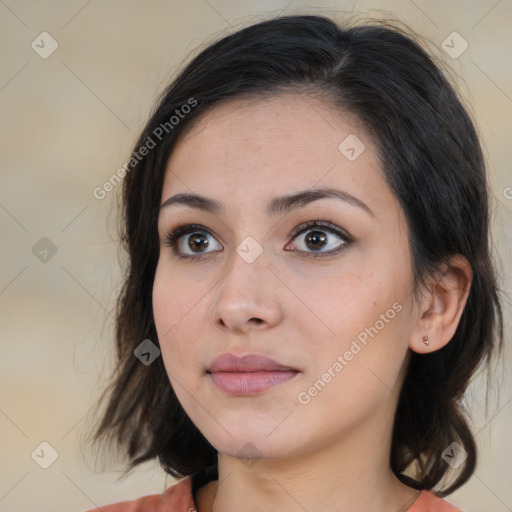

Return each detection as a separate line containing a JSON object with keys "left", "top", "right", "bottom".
{"left": 216, "top": 438, "right": 291, "bottom": 462}
{"left": 201, "top": 421, "right": 301, "bottom": 462}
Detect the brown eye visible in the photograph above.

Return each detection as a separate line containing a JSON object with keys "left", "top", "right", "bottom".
{"left": 304, "top": 230, "right": 328, "bottom": 251}
{"left": 164, "top": 223, "right": 222, "bottom": 258}
{"left": 286, "top": 221, "right": 351, "bottom": 256}
{"left": 188, "top": 233, "right": 210, "bottom": 252}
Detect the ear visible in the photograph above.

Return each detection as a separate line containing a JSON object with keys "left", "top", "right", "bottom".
{"left": 410, "top": 254, "right": 472, "bottom": 354}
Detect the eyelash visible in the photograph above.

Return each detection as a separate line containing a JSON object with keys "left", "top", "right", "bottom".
{"left": 163, "top": 220, "right": 353, "bottom": 260}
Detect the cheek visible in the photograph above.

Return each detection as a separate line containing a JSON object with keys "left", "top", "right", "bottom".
{"left": 152, "top": 264, "right": 177, "bottom": 337}
{"left": 152, "top": 258, "right": 208, "bottom": 329}
{"left": 289, "top": 263, "right": 410, "bottom": 377}
{"left": 288, "top": 267, "right": 383, "bottom": 339}
{"left": 295, "top": 296, "right": 410, "bottom": 429}
{"left": 321, "top": 248, "right": 410, "bottom": 336}
{"left": 152, "top": 262, "right": 205, "bottom": 376}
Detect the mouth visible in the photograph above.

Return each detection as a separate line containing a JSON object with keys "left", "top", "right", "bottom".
{"left": 206, "top": 353, "right": 300, "bottom": 395}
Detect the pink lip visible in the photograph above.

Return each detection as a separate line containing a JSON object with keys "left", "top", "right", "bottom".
{"left": 207, "top": 353, "right": 300, "bottom": 395}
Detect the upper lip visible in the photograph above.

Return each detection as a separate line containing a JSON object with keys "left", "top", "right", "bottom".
{"left": 207, "top": 353, "right": 299, "bottom": 373}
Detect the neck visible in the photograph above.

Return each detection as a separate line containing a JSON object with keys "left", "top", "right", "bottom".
{"left": 204, "top": 412, "right": 419, "bottom": 512}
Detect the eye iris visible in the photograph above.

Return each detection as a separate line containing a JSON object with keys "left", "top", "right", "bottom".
{"left": 306, "top": 230, "right": 327, "bottom": 250}
{"left": 188, "top": 233, "right": 209, "bottom": 252}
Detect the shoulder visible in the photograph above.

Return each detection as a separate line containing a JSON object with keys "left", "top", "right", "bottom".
{"left": 81, "top": 477, "right": 195, "bottom": 512}
{"left": 409, "top": 490, "right": 465, "bottom": 512}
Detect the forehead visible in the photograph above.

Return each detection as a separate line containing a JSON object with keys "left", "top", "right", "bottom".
{"left": 169, "top": 93, "right": 372, "bottom": 167}
{"left": 175, "top": 93, "right": 372, "bottom": 154}
{"left": 161, "top": 93, "right": 395, "bottom": 219}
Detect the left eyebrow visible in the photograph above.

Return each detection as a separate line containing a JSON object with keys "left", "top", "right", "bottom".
{"left": 266, "top": 186, "right": 374, "bottom": 218}
{"left": 159, "top": 186, "right": 374, "bottom": 218}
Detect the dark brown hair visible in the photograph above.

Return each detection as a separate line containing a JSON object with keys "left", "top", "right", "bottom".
{"left": 84, "top": 14, "right": 504, "bottom": 495}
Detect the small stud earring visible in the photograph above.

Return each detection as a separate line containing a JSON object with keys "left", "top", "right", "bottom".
{"left": 422, "top": 336, "right": 429, "bottom": 346}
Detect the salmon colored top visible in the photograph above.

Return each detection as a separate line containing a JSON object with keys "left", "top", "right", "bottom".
{"left": 84, "top": 466, "right": 463, "bottom": 512}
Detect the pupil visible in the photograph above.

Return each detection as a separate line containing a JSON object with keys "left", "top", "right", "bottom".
{"left": 306, "top": 230, "right": 327, "bottom": 250}
{"left": 189, "top": 234, "right": 208, "bottom": 252}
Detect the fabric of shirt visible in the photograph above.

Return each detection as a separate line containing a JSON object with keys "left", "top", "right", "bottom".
{"left": 84, "top": 467, "right": 464, "bottom": 512}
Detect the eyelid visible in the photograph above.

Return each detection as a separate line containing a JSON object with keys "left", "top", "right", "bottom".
{"left": 284, "top": 220, "right": 353, "bottom": 257}
{"left": 288, "top": 220, "right": 353, "bottom": 242}
{"left": 163, "top": 222, "right": 222, "bottom": 258}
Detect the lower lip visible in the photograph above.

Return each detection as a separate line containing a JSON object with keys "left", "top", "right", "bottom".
{"left": 209, "top": 370, "right": 299, "bottom": 395}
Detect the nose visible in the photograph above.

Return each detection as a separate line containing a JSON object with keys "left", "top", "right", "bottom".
{"left": 210, "top": 248, "right": 284, "bottom": 334}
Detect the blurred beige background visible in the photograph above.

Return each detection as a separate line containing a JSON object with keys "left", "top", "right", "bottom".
{"left": 0, "top": 1, "right": 511, "bottom": 511}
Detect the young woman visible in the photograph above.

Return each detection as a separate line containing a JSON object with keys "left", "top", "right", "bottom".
{"left": 83, "top": 14, "right": 504, "bottom": 512}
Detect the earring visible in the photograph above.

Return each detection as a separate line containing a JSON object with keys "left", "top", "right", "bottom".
{"left": 422, "top": 335, "right": 429, "bottom": 346}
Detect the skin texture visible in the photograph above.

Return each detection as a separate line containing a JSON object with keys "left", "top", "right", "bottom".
{"left": 152, "top": 94, "right": 472, "bottom": 512}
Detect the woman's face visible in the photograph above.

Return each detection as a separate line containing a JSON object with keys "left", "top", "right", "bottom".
{"left": 153, "top": 94, "right": 420, "bottom": 461}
